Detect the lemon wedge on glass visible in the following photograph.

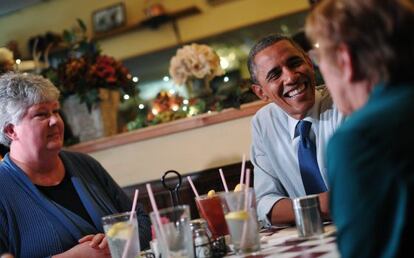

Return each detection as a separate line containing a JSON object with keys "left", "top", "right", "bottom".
{"left": 207, "top": 189, "right": 216, "bottom": 197}
{"left": 234, "top": 184, "right": 244, "bottom": 192}
{"left": 106, "top": 221, "right": 133, "bottom": 239}
{"left": 225, "top": 211, "right": 249, "bottom": 221}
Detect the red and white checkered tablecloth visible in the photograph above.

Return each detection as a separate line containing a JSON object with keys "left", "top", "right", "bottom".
{"left": 226, "top": 225, "right": 339, "bottom": 258}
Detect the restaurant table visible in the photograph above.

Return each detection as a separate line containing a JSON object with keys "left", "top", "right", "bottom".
{"left": 225, "top": 224, "right": 339, "bottom": 258}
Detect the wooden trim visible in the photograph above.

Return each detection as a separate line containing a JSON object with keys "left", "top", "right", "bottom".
{"left": 118, "top": 9, "right": 309, "bottom": 61}
{"left": 92, "top": 6, "right": 201, "bottom": 41}
{"left": 67, "top": 100, "right": 266, "bottom": 153}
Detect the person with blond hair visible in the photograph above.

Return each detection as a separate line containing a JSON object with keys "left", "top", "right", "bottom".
{"left": 306, "top": 0, "right": 414, "bottom": 257}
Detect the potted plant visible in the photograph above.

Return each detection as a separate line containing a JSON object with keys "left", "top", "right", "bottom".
{"left": 43, "top": 20, "right": 137, "bottom": 142}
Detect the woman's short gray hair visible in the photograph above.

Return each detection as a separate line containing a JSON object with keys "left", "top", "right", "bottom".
{"left": 0, "top": 72, "right": 60, "bottom": 146}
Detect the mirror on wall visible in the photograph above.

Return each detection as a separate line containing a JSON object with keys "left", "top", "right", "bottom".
{"left": 117, "top": 10, "right": 308, "bottom": 134}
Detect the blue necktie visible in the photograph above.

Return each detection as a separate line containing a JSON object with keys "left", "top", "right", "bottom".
{"left": 297, "top": 120, "right": 327, "bottom": 195}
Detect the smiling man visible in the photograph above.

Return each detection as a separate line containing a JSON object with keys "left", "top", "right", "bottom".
{"left": 247, "top": 34, "right": 344, "bottom": 226}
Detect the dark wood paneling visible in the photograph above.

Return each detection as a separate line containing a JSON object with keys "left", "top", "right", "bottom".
{"left": 123, "top": 161, "right": 253, "bottom": 219}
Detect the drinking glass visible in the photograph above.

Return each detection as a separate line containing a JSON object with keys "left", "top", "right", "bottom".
{"left": 150, "top": 205, "right": 194, "bottom": 258}
{"left": 102, "top": 211, "right": 140, "bottom": 258}
{"left": 195, "top": 193, "right": 229, "bottom": 239}
{"left": 219, "top": 188, "right": 260, "bottom": 254}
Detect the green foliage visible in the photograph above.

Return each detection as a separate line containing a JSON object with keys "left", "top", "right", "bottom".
{"left": 42, "top": 19, "right": 137, "bottom": 112}
{"left": 126, "top": 75, "right": 258, "bottom": 131}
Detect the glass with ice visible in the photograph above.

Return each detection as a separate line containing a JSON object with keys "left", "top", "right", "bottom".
{"left": 150, "top": 205, "right": 194, "bottom": 258}
{"left": 219, "top": 188, "right": 260, "bottom": 254}
{"left": 102, "top": 211, "right": 140, "bottom": 258}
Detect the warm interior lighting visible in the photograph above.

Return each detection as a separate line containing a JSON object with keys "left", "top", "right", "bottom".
{"left": 220, "top": 57, "right": 229, "bottom": 69}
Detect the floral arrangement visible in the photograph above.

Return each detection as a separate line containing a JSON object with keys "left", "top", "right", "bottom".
{"left": 127, "top": 42, "right": 259, "bottom": 131}
{"left": 43, "top": 20, "right": 136, "bottom": 110}
{"left": 146, "top": 91, "right": 187, "bottom": 122}
{"left": 126, "top": 81, "right": 259, "bottom": 131}
{"left": 169, "top": 43, "right": 224, "bottom": 85}
{"left": 127, "top": 91, "right": 187, "bottom": 130}
{"left": 55, "top": 54, "right": 134, "bottom": 98}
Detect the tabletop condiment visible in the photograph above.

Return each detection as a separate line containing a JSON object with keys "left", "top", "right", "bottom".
{"left": 191, "top": 219, "right": 212, "bottom": 258}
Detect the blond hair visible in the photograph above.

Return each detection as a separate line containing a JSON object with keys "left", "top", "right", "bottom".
{"left": 306, "top": 0, "right": 414, "bottom": 84}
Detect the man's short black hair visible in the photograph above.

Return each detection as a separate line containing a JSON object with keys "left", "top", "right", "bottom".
{"left": 247, "top": 34, "right": 306, "bottom": 84}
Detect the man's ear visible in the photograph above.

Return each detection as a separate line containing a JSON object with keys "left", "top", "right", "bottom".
{"left": 252, "top": 84, "right": 269, "bottom": 101}
{"left": 336, "top": 43, "right": 354, "bottom": 83}
{"left": 3, "top": 124, "right": 17, "bottom": 141}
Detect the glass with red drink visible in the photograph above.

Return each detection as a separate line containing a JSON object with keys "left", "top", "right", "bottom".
{"left": 195, "top": 193, "right": 229, "bottom": 239}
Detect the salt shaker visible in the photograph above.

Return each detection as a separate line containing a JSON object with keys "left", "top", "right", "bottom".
{"left": 293, "top": 194, "right": 324, "bottom": 238}
{"left": 190, "top": 219, "right": 213, "bottom": 258}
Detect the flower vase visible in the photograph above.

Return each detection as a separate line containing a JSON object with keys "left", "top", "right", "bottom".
{"left": 61, "top": 88, "right": 120, "bottom": 142}
{"left": 98, "top": 88, "right": 120, "bottom": 137}
{"left": 186, "top": 78, "right": 212, "bottom": 98}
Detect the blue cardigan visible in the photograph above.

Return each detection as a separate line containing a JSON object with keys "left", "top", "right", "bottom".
{"left": 0, "top": 151, "right": 151, "bottom": 258}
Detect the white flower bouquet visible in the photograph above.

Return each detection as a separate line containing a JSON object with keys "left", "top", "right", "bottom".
{"left": 169, "top": 43, "right": 224, "bottom": 85}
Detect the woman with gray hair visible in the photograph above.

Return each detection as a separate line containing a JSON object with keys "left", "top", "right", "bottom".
{"left": 0, "top": 72, "right": 151, "bottom": 257}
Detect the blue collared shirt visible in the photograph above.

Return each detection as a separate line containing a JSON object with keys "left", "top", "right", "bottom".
{"left": 251, "top": 87, "right": 344, "bottom": 226}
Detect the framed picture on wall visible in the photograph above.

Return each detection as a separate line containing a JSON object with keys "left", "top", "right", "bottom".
{"left": 92, "top": 3, "right": 126, "bottom": 33}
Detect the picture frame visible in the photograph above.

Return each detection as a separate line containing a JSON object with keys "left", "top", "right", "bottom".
{"left": 92, "top": 3, "right": 126, "bottom": 34}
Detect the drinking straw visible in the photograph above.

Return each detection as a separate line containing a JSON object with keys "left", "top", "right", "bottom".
{"left": 219, "top": 168, "right": 229, "bottom": 192}
{"left": 243, "top": 168, "right": 251, "bottom": 210}
{"left": 129, "top": 189, "right": 139, "bottom": 221}
{"left": 240, "top": 154, "right": 246, "bottom": 188}
{"left": 240, "top": 168, "right": 251, "bottom": 249}
{"left": 187, "top": 176, "right": 200, "bottom": 198}
{"left": 145, "top": 183, "right": 168, "bottom": 253}
{"left": 187, "top": 175, "right": 209, "bottom": 223}
{"left": 122, "top": 189, "right": 139, "bottom": 258}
